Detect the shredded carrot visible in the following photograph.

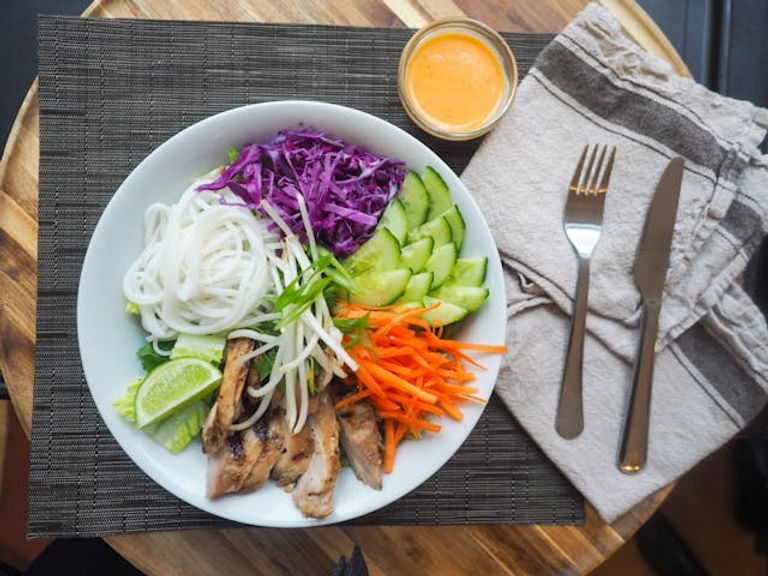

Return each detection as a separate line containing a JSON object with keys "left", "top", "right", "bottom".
{"left": 335, "top": 388, "right": 373, "bottom": 410}
{"left": 378, "top": 360, "right": 416, "bottom": 377}
{"left": 436, "top": 368, "right": 475, "bottom": 381}
{"left": 381, "top": 326, "right": 417, "bottom": 339}
{"left": 355, "top": 362, "right": 385, "bottom": 397}
{"left": 384, "top": 419, "right": 395, "bottom": 473}
{"left": 387, "top": 392, "right": 445, "bottom": 415}
{"left": 376, "top": 346, "right": 415, "bottom": 358}
{"left": 376, "top": 411, "right": 442, "bottom": 432}
{"left": 428, "top": 382, "right": 479, "bottom": 395}
{"left": 394, "top": 422, "right": 408, "bottom": 444}
{"left": 450, "top": 348, "right": 486, "bottom": 369}
{"left": 363, "top": 361, "right": 438, "bottom": 403}
{"left": 423, "top": 334, "right": 507, "bottom": 353}
{"left": 334, "top": 301, "right": 507, "bottom": 476}
{"left": 369, "top": 395, "right": 401, "bottom": 412}
{"left": 389, "top": 336, "right": 428, "bottom": 349}
{"left": 437, "top": 399, "right": 464, "bottom": 421}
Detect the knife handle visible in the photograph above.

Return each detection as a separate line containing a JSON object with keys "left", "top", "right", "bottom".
{"left": 618, "top": 299, "right": 660, "bottom": 473}
{"left": 556, "top": 257, "right": 590, "bottom": 439}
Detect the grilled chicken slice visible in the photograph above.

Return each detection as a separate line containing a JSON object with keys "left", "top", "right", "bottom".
{"left": 271, "top": 407, "right": 314, "bottom": 490}
{"left": 206, "top": 414, "right": 284, "bottom": 498}
{"left": 292, "top": 390, "right": 341, "bottom": 518}
{"left": 336, "top": 396, "right": 383, "bottom": 490}
{"left": 206, "top": 432, "right": 250, "bottom": 498}
{"left": 241, "top": 416, "right": 284, "bottom": 491}
{"left": 202, "top": 338, "right": 255, "bottom": 454}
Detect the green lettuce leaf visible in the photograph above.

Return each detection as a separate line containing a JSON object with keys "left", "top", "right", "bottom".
{"left": 170, "top": 333, "right": 226, "bottom": 365}
{"left": 143, "top": 400, "right": 211, "bottom": 454}
{"left": 112, "top": 376, "right": 143, "bottom": 425}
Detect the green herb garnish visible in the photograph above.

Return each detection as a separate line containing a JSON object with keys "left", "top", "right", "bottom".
{"left": 137, "top": 340, "right": 175, "bottom": 372}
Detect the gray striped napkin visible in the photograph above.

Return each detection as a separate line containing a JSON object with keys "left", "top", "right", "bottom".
{"left": 462, "top": 3, "right": 768, "bottom": 521}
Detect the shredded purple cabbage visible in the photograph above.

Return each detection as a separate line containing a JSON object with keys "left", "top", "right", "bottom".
{"left": 197, "top": 129, "right": 407, "bottom": 258}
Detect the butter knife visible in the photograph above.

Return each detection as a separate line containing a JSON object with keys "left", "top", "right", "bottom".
{"left": 618, "top": 157, "right": 684, "bottom": 474}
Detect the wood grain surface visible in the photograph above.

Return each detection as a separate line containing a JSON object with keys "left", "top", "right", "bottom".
{"left": 0, "top": 0, "right": 686, "bottom": 574}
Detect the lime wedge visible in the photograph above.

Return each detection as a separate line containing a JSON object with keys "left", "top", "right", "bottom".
{"left": 135, "top": 358, "right": 221, "bottom": 428}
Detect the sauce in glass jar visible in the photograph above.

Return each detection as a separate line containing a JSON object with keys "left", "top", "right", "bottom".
{"left": 398, "top": 19, "right": 518, "bottom": 141}
{"left": 405, "top": 32, "right": 505, "bottom": 133}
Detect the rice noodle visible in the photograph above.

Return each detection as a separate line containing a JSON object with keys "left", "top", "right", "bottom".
{"left": 123, "top": 180, "right": 272, "bottom": 342}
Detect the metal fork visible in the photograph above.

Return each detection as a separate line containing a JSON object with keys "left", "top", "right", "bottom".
{"left": 555, "top": 144, "right": 616, "bottom": 439}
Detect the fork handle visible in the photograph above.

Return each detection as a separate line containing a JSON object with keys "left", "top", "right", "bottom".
{"left": 556, "top": 256, "right": 590, "bottom": 439}
{"left": 618, "top": 299, "right": 659, "bottom": 473}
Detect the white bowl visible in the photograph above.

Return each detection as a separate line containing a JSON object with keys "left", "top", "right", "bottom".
{"left": 78, "top": 100, "right": 506, "bottom": 527}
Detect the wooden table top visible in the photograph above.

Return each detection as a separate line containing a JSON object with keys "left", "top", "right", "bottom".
{"left": 0, "top": 0, "right": 688, "bottom": 574}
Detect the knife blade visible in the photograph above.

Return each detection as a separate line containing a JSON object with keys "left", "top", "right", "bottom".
{"left": 633, "top": 157, "right": 685, "bottom": 302}
{"left": 618, "top": 156, "right": 684, "bottom": 474}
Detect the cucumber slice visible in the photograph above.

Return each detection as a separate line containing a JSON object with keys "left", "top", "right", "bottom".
{"left": 424, "top": 243, "right": 458, "bottom": 289}
{"left": 378, "top": 199, "right": 407, "bottom": 245}
{"left": 450, "top": 257, "right": 488, "bottom": 287}
{"left": 399, "top": 171, "right": 429, "bottom": 230}
{"left": 431, "top": 284, "right": 489, "bottom": 313}
{"left": 406, "top": 215, "right": 452, "bottom": 248}
{"left": 402, "top": 272, "right": 434, "bottom": 302}
{"left": 350, "top": 269, "right": 411, "bottom": 306}
{"left": 343, "top": 228, "right": 400, "bottom": 276}
{"left": 400, "top": 237, "right": 433, "bottom": 272}
{"left": 421, "top": 296, "right": 468, "bottom": 327}
{"left": 440, "top": 205, "right": 466, "bottom": 249}
{"left": 423, "top": 167, "right": 452, "bottom": 221}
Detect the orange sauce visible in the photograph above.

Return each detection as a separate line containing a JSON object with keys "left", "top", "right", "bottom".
{"left": 405, "top": 31, "right": 505, "bottom": 133}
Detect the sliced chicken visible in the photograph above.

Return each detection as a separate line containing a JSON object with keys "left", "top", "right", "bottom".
{"left": 292, "top": 390, "right": 341, "bottom": 518}
{"left": 202, "top": 338, "right": 255, "bottom": 454}
{"left": 336, "top": 396, "right": 383, "bottom": 490}
{"left": 206, "top": 433, "right": 250, "bottom": 498}
{"left": 241, "top": 415, "right": 284, "bottom": 491}
{"left": 206, "top": 411, "right": 284, "bottom": 498}
{"left": 271, "top": 407, "right": 314, "bottom": 490}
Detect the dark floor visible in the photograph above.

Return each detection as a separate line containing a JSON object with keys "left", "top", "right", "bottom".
{"left": 593, "top": 434, "right": 768, "bottom": 576}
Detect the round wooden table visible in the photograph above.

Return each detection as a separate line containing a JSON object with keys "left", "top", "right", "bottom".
{"left": 0, "top": 0, "right": 688, "bottom": 574}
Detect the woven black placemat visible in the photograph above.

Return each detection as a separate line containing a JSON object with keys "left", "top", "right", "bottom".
{"left": 30, "top": 16, "right": 582, "bottom": 538}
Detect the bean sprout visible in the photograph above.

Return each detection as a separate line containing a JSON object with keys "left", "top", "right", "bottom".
{"left": 231, "top": 204, "right": 355, "bottom": 433}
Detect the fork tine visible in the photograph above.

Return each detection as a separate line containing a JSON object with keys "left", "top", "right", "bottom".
{"left": 579, "top": 145, "right": 599, "bottom": 194}
{"left": 569, "top": 145, "right": 589, "bottom": 193}
{"left": 587, "top": 145, "right": 607, "bottom": 195}
{"left": 598, "top": 147, "right": 617, "bottom": 194}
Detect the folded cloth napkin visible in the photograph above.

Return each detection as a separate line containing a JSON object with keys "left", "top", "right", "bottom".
{"left": 462, "top": 3, "right": 768, "bottom": 522}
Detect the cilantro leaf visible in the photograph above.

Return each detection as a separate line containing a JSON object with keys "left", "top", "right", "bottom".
{"left": 137, "top": 340, "right": 175, "bottom": 372}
